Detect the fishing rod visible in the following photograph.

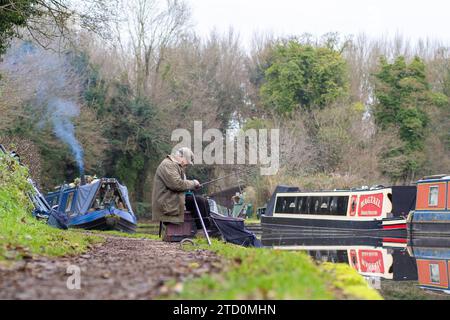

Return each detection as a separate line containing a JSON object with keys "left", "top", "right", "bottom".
{"left": 199, "top": 167, "right": 255, "bottom": 188}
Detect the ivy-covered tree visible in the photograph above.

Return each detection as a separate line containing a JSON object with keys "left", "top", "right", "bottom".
{"left": 260, "top": 40, "right": 348, "bottom": 114}
{"left": 441, "top": 69, "right": 450, "bottom": 150}
{"left": 81, "top": 61, "right": 170, "bottom": 210}
{"left": 374, "top": 56, "right": 448, "bottom": 182}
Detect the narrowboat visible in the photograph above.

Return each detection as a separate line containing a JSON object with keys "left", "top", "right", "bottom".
{"left": 407, "top": 174, "right": 450, "bottom": 237}
{"left": 265, "top": 237, "right": 416, "bottom": 282}
{"left": 317, "top": 246, "right": 415, "bottom": 282}
{"left": 261, "top": 185, "right": 416, "bottom": 237}
{"left": 407, "top": 238, "right": 450, "bottom": 295}
{"left": 46, "top": 178, "right": 137, "bottom": 233}
{"left": 262, "top": 233, "right": 408, "bottom": 248}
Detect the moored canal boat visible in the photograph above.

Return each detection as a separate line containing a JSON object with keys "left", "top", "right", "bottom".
{"left": 261, "top": 185, "right": 416, "bottom": 237}
{"left": 46, "top": 178, "right": 137, "bottom": 233}
{"left": 265, "top": 237, "right": 416, "bottom": 282}
{"left": 407, "top": 175, "right": 450, "bottom": 237}
{"left": 407, "top": 238, "right": 450, "bottom": 294}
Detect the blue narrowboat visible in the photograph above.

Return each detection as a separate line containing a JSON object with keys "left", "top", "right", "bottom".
{"left": 46, "top": 178, "right": 137, "bottom": 233}
{"left": 407, "top": 174, "right": 450, "bottom": 237}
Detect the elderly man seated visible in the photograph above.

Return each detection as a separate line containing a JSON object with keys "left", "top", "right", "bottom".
{"left": 152, "top": 147, "right": 201, "bottom": 239}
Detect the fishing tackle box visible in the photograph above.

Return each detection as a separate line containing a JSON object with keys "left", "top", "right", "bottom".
{"left": 161, "top": 211, "right": 197, "bottom": 242}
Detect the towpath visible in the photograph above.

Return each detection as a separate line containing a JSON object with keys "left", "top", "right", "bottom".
{"left": 0, "top": 236, "right": 221, "bottom": 299}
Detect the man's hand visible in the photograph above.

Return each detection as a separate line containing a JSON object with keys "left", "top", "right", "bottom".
{"left": 193, "top": 179, "right": 201, "bottom": 189}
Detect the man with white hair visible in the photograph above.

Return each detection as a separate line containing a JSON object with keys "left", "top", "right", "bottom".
{"left": 151, "top": 147, "right": 200, "bottom": 226}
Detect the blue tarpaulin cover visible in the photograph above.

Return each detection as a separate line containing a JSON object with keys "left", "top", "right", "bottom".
{"left": 73, "top": 180, "right": 135, "bottom": 216}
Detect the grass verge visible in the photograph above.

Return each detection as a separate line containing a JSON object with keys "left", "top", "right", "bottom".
{"left": 244, "top": 218, "right": 261, "bottom": 225}
{"left": 168, "top": 239, "right": 382, "bottom": 300}
{"left": 0, "top": 154, "right": 101, "bottom": 263}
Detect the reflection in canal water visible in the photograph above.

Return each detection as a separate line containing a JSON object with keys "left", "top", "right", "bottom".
{"left": 262, "top": 234, "right": 450, "bottom": 299}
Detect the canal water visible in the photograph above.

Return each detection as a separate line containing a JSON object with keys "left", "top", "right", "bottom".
{"left": 261, "top": 234, "right": 450, "bottom": 300}
{"left": 139, "top": 221, "right": 450, "bottom": 299}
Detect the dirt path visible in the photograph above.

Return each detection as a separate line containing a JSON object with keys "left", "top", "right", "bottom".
{"left": 0, "top": 236, "right": 221, "bottom": 299}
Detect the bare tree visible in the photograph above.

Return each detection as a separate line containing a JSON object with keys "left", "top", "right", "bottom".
{"left": 0, "top": 0, "right": 117, "bottom": 51}
{"left": 114, "top": 0, "right": 191, "bottom": 97}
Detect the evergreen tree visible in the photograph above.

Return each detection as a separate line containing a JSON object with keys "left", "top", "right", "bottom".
{"left": 374, "top": 56, "right": 447, "bottom": 182}
{"left": 82, "top": 63, "right": 170, "bottom": 211}
{"left": 260, "top": 40, "right": 348, "bottom": 114}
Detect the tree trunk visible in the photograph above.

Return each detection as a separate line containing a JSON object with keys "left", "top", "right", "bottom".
{"left": 135, "top": 157, "right": 151, "bottom": 203}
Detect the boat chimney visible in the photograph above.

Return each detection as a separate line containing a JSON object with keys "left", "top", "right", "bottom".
{"left": 80, "top": 174, "right": 86, "bottom": 186}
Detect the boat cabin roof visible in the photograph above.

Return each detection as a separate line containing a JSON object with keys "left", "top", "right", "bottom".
{"left": 47, "top": 178, "right": 120, "bottom": 196}
{"left": 46, "top": 177, "right": 135, "bottom": 216}
{"left": 418, "top": 174, "right": 450, "bottom": 183}
{"left": 274, "top": 186, "right": 403, "bottom": 196}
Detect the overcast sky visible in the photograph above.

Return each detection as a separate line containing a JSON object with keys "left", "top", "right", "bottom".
{"left": 188, "top": 0, "right": 450, "bottom": 45}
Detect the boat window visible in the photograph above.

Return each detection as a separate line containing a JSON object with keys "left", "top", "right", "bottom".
{"left": 312, "top": 197, "right": 321, "bottom": 214}
{"left": 114, "top": 190, "right": 128, "bottom": 211}
{"left": 65, "top": 192, "right": 74, "bottom": 213}
{"left": 296, "top": 197, "right": 307, "bottom": 213}
{"left": 351, "top": 255, "right": 358, "bottom": 266}
{"left": 304, "top": 197, "right": 313, "bottom": 214}
{"left": 314, "top": 196, "right": 348, "bottom": 215}
{"left": 430, "top": 264, "right": 440, "bottom": 284}
{"left": 334, "top": 196, "right": 349, "bottom": 215}
{"left": 315, "top": 196, "right": 349, "bottom": 215}
{"left": 275, "top": 196, "right": 297, "bottom": 214}
{"left": 429, "top": 186, "right": 439, "bottom": 206}
{"left": 319, "top": 197, "right": 331, "bottom": 214}
{"left": 89, "top": 183, "right": 129, "bottom": 212}
{"left": 330, "top": 197, "right": 338, "bottom": 212}
{"left": 47, "top": 195, "right": 59, "bottom": 208}
{"left": 303, "top": 197, "right": 331, "bottom": 215}
{"left": 276, "top": 195, "right": 349, "bottom": 215}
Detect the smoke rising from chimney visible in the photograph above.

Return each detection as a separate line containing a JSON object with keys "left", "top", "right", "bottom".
{"left": 49, "top": 98, "right": 85, "bottom": 176}
{"left": 0, "top": 40, "right": 85, "bottom": 176}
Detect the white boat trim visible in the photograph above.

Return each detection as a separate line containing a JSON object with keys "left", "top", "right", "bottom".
{"left": 273, "top": 245, "right": 381, "bottom": 251}
{"left": 275, "top": 188, "right": 392, "bottom": 197}
{"left": 271, "top": 213, "right": 378, "bottom": 221}
{"left": 382, "top": 219, "right": 407, "bottom": 225}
